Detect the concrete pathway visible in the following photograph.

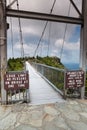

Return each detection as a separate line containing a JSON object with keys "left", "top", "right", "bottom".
{"left": 25, "top": 62, "right": 64, "bottom": 105}
{"left": 0, "top": 100, "right": 87, "bottom": 130}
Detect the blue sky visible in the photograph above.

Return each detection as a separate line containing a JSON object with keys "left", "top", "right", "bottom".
{"left": 7, "top": 0, "right": 82, "bottom": 64}
{"left": 68, "top": 26, "right": 81, "bottom": 43}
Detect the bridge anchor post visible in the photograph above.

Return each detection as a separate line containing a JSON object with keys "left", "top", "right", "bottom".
{"left": 0, "top": 0, "right": 7, "bottom": 104}
{"left": 80, "top": 0, "right": 87, "bottom": 99}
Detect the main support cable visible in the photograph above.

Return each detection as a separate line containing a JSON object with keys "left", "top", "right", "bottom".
{"left": 16, "top": 0, "right": 24, "bottom": 57}
{"left": 60, "top": 1, "right": 71, "bottom": 60}
{"left": 34, "top": 0, "right": 56, "bottom": 57}
{"left": 9, "top": 0, "right": 14, "bottom": 57}
{"left": 47, "top": 22, "right": 51, "bottom": 56}
{"left": 10, "top": 17, "right": 14, "bottom": 57}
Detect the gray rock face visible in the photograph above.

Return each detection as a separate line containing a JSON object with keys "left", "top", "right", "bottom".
{"left": 44, "top": 105, "right": 60, "bottom": 116}
{"left": 62, "top": 109, "right": 80, "bottom": 121}
{"left": 14, "top": 125, "right": 37, "bottom": 130}
{"left": 54, "top": 116, "right": 69, "bottom": 130}
{"left": 67, "top": 121, "right": 87, "bottom": 130}
{"left": 44, "top": 122, "right": 60, "bottom": 130}
{"left": 0, "top": 113, "right": 17, "bottom": 130}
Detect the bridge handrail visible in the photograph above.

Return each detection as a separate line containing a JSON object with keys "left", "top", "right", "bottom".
{"left": 31, "top": 62, "right": 65, "bottom": 96}
{"left": 32, "top": 62, "right": 65, "bottom": 72}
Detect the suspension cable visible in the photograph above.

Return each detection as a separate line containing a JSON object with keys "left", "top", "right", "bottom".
{"left": 7, "top": 0, "right": 17, "bottom": 9}
{"left": 9, "top": 0, "right": 14, "bottom": 58}
{"left": 60, "top": 1, "right": 71, "bottom": 60}
{"left": 69, "top": 0, "right": 82, "bottom": 17}
{"left": 34, "top": 21, "right": 48, "bottom": 57}
{"left": 47, "top": 22, "right": 52, "bottom": 56}
{"left": 16, "top": 0, "right": 24, "bottom": 57}
{"left": 34, "top": 0, "right": 56, "bottom": 57}
{"left": 10, "top": 17, "right": 14, "bottom": 57}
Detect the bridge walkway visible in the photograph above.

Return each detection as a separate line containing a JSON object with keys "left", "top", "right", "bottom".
{"left": 26, "top": 62, "right": 64, "bottom": 105}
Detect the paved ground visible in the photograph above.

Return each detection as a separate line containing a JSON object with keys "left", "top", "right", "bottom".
{"left": 1, "top": 63, "right": 87, "bottom": 130}
{"left": 0, "top": 99, "right": 87, "bottom": 130}
{"left": 26, "top": 62, "right": 64, "bottom": 105}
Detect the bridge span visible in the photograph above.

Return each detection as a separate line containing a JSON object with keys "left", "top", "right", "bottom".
{"left": 26, "top": 62, "right": 64, "bottom": 105}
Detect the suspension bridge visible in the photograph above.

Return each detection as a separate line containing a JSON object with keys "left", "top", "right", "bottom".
{"left": 0, "top": 0, "right": 87, "bottom": 104}
{"left": 25, "top": 62, "right": 64, "bottom": 105}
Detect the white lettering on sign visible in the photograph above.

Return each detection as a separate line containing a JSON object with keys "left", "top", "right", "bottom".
{"left": 8, "top": 84, "right": 14, "bottom": 88}
{"left": 4, "top": 71, "right": 29, "bottom": 90}
{"left": 65, "top": 70, "right": 84, "bottom": 88}
{"left": 18, "top": 84, "right": 25, "bottom": 87}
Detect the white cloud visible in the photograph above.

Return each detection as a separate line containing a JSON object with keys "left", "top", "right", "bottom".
{"left": 53, "top": 38, "right": 80, "bottom": 63}
{"left": 10, "top": 33, "right": 80, "bottom": 63}
{"left": 14, "top": 41, "right": 37, "bottom": 57}
{"left": 55, "top": 38, "right": 80, "bottom": 51}
{"left": 7, "top": 0, "right": 82, "bottom": 64}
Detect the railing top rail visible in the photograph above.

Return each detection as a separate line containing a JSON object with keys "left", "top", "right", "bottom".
{"left": 32, "top": 62, "right": 65, "bottom": 72}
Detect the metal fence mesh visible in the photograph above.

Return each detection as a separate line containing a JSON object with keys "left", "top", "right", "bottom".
{"left": 32, "top": 63, "right": 65, "bottom": 93}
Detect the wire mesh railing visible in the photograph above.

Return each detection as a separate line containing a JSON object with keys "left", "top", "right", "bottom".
{"left": 31, "top": 62, "right": 65, "bottom": 96}
{"left": 31, "top": 62, "right": 87, "bottom": 98}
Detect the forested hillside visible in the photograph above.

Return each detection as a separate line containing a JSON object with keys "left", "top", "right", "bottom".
{"left": 8, "top": 58, "right": 24, "bottom": 71}
{"left": 7, "top": 56, "right": 64, "bottom": 71}
{"left": 31, "top": 56, "right": 64, "bottom": 68}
